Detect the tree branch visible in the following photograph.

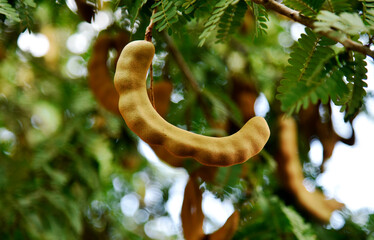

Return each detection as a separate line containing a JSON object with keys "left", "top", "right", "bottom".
{"left": 252, "top": 0, "right": 374, "bottom": 59}
{"left": 162, "top": 32, "right": 219, "bottom": 128}
{"left": 162, "top": 32, "right": 201, "bottom": 93}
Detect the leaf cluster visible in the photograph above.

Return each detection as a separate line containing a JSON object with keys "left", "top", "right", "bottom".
{"left": 198, "top": 0, "right": 242, "bottom": 46}
{"left": 151, "top": 0, "right": 178, "bottom": 34}
{"left": 246, "top": 0, "right": 269, "bottom": 37}
{"left": 283, "top": 0, "right": 325, "bottom": 17}
{"left": 277, "top": 28, "right": 368, "bottom": 119}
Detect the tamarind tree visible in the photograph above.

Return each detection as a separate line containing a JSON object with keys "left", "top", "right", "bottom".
{"left": 0, "top": 0, "right": 373, "bottom": 239}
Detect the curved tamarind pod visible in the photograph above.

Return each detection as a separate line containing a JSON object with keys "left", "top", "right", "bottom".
{"left": 277, "top": 115, "right": 344, "bottom": 223}
{"left": 88, "top": 34, "right": 186, "bottom": 167}
{"left": 89, "top": 36, "right": 183, "bottom": 167}
{"left": 88, "top": 34, "right": 123, "bottom": 114}
{"left": 149, "top": 81, "right": 173, "bottom": 118}
{"left": 150, "top": 144, "right": 185, "bottom": 167}
{"left": 114, "top": 40, "right": 270, "bottom": 167}
{"left": 231, "top": 77, "right": 258, "bottom": 121}
{"left": 148, "top": 81, "right": 187, "bottom": 167}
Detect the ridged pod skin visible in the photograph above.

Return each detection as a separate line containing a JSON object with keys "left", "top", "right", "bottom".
{"left": 88, "top": 35, "right": 182, "bottom": 167}
{"left": 114, "top": 40, "right": 270, "bottom": 167}
{"left": 148, "top": 81, "right": 185, "bottom": 167}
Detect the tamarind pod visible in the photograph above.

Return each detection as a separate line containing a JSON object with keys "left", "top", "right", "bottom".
{"left": 231, "top": 77, "right": 258, "bottom": 122}
{"left": 181, "top": 177, "right": 205, "bottom": 240}
{"left": 149, "top": 81, "right": 173, "bottom": 118}
{"left": 88, "top": 34, "right": 186, "bottom": 167}
{"left": 207, "top": 211, "right": 239, "bottom": 240}
{"left": 193, "top": 165, "right": 218, "bottom": 183}
{"left": 88, "top": 34, "right": 121, "bottom": 114}
{"left": 88, "top": 32, "right": 130, "bottom": 115}
{"left": 114, "top": 40, "right": 270, "bottom": 167}
{"left": 148, "top": 81, "right": 187, "bottom": 167}
{"left": 277, "top": 116, "right": 344, "bottom": 223}
{"left": 182, "top": 170, "right": 239, "bottom": 240}
{"left": 150, "top": 144, "right": 185, "bottom": 167}
{"left": 89, "top": 35, "right": 183, "bottom": 167}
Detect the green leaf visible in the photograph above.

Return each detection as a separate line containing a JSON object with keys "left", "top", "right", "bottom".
{"left": 198, "top": 0, "right": 239, "bottom": 46}
{"left": 277, "top": 28, "right": 342, "bottom": 113}
{"left": 315, "top": 11, "right": 368, "bottom": 36}
{"left": 0, "top": 0, "right": 20, "bottom": 22}
{"left": 245, "top": 0, "right": 269, "bottom": 37}
{"left": 283, "top": 0, "right": 324, "bottom": 17}
{"left": 216, "top": 0, "right": 247, "bottom": 43}
{"left": 129, "top": 0, "right": 148, "bottom": 29}
{"left": 281, "top": 204, "right": 317, "bottom": 240}
{"left": 323, "top": 0, "right": 352, "bottom": 13}
{"left": 339, "top": 52, "right": 368, "bottom": 120}
{"left": 153, "top": 0, "right": 178, "bottom": 33}
{"left": 23, "top": 0, "right": 36, "bottom": 8}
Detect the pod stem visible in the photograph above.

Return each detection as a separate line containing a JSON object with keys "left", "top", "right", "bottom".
{"left": 145, "top": 9, "right": 157, "bottom": 108}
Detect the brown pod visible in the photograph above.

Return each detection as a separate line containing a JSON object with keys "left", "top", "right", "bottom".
{"left": 114, "top": 41, "right": 270, "bottom": 167}
{"left": 148, "top": 81, "right": 187, "bottom": 167}
{"left": 181, "top": 177, "right": 205, "bottom": 240}
{"left": 88, "top": 32, "right": 129, "bottom": 115}
{"left": 276, "top": 115, "right": 344, "bottom": 223}
{"left": 88, "top": 37, "right": 182, "bottom": 166}
{"left": 231, "top": 77, "right": 258, "bottom": 121}
{"left": 181, "top": 171, "right": 239, "bottom": 240}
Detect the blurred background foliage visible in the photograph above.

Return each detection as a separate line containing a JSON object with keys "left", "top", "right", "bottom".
{"left": 0, "top": 0, "right": 374, "bottom": 239}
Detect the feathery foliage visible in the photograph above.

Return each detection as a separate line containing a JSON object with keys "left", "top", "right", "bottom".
{"left": 315, "top": 10, "right": 369, "bottom": 36}
{"left": 0, "top": 0, "right": 36, "bottom": 30}
{"left": 198, "top": 0, "right": 239, "bottom": 46}
{"left": 0, "top": 0, "right": 20, "bottom": 22}
{"left": 360, "top": 0, "right": 374, "bottom": 31}
{"left": 179, "top": 0, "right": 197, "bottom": 14}
{"left": 277, "top": 28, "right": 340, "bottom": 113}
{"left": 246, "top": 0, "right": 269, "bottom": 37}
{"left": 127, "top": 0, "right": 148, "bottom": 29}
{"left": 152, "top": 0, "right": 178, "bottom": 33}
{"left": 283, "top": 0, "right": 325, "bottom": 17}
{"left": 339, "top": 53, "right": 368, "bottom": 121}
{"left": 216, "top": 0, "right": 248, "bottom": 43}
{"left": 16, "top": 0, "right": 37, "bottom": 31}
{"left": 323, "top": 0, "right": 352, "bottom": 13}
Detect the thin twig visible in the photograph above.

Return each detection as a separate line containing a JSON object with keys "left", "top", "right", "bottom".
{"left": 162, "top": 32, "right": 218, "bottom": 127}
{"left": 252, "top": 0, "right": 374, "bottom": 59}
{"left": 162, "top": 32, "right": 201, "bottom": 93}
{"left": 145, "top": 9, "right": 157, "bottom": 108}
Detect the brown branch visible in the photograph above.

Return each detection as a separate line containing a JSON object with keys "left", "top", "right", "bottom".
{"left": 145, "top": 9, "right": 156, "bottom": 42}
{"left": 252, "top": 0, "right": 374, "bottom": 59}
